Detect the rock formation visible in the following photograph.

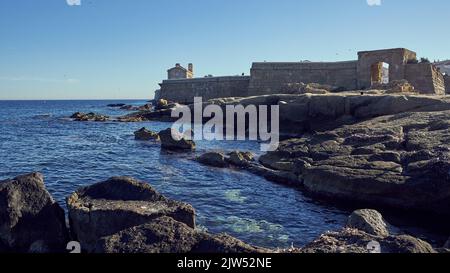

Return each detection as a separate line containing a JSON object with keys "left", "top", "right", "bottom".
{"left": 301, "top": 228, "right": 436, "bottom": 253}
{"left": 71, "top": 112, "right": 109, "bottom": 122}
{"left": 346, "top": 209, "right": 389, "bottom": 237}
{"left": 256, "top": 109, "right": 450, "bottom": 216}
{"left": 134, "top": 127, "right": 160, "bottom": 141}
{"left": 95, "top": 216, "right": 266, "bottom": 253}
{"left": 159, "top": 128, "right": 196, "bottom": 151}
{"left": 67, "top": 176, "right": 196, "bottom": 252}
{"left": 197, "top": 152, "right": 228, "bottom": 168}
{"left": 196, "top": 151, "right": 255, "bottom": 169}
{"left": 0, "top": 173, "right": 445, "bottom": 254}
{"left": 0, "top": 173, "right": 69, "bottom": 252}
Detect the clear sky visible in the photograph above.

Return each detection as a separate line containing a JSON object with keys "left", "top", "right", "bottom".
{"left": 0, "top": 0, "right": 449, "bottom": 100}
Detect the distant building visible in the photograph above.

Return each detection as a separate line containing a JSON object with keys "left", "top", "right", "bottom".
{"left": 168, "top": 63, "right": 194, "bottom": 80}
{"left": 158, "top": 48, "right": 447, "bottom": 103}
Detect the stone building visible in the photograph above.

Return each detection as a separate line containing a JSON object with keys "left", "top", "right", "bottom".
{"left": 168, "top": 63, "right": 194, "bottom": 80}
{"left": 157, "top": 48, "right": 447, "bottom": 103}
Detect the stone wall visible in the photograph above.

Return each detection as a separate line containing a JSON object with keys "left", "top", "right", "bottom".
{"left": 444, "top": 75, "right": 450, "bottom": 94}
{"left": 405, "top": 63, "right": 446, "bottom": 95}
{"left": 159, "top": 76, "right": 250, "bottom": 104}
{"left": 357, "top": 48, "right": 417, "bottom": 89}
{"left": 156, "top": 48, "right": 446, "bottom": 103}
{"left": 248, "top": 61, "right": 358, "bottom": 96}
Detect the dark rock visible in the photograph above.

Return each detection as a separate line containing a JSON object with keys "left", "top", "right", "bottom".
{"left": 67, "top": 177, "right": 195, "bottom": 252}
{"left": 117, "top": 116, "right": 143, "bottom": 122}
{"left": 70, "top": 112, "right": 109, "bottom": 122}
{"left": 134, "top": 127, "right": 160, "bottom": 141}
{"left": 120, "top": 105, "right": 135, "bottom": 110}
{"left": 137, "top": 103, "right": 153, "bottom": 111}
{"left": 227, "top": 151, "right": 254, "bottom": 167}
{"left": 301, "top": 228, "right": 436, "bottom": 253}
{"left": 70, "top": 112, "right": 84, "bottom": 119}
{"left": 107, "top": 103, "right": 126, "bottom": 107}
{"left": 159, "top": 128, "right": 195, "bottom": 151}
{"left": 197, "top": 152, "right": 228, "bottom": 168}
{"left": 95, "top": 216, "right": 266, "bottom": 253}
{"left": 0, "top": 173, "right": 69, "bottom": 253}
{"left": 120, "top": 104, "right": 153, "bottom": 111}
{"left": 346, "top": 209, "right": 389, "bottom": 237}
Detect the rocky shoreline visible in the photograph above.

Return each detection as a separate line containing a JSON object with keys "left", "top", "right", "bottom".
{"left": 58, "top": 91, "right": 450, "bottom": 253}
{"left": 1, "top": 173, "right": 448, "bottom": 253}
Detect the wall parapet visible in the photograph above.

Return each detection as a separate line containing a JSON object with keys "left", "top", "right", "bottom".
{"left": 251, "top": 61, "right": 358, "bottom": 70}
{"left": 159, "top": 76, "right": 250, "bottom": 104}
{"left": 161, "top": 76, "right": 250, "bottom": 85}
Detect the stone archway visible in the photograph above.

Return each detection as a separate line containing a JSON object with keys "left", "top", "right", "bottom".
{"left": 371, "top": 62, "right": 390, "bottom": 85}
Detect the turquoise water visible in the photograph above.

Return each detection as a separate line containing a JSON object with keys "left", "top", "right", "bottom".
{"left": 0, "top": 100, "right": 350, "bottom": 248}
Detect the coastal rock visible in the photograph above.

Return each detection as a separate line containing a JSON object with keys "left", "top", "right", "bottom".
{"left": 137, "top": 103, "right": 153, "bottom": 111}
{"left": 196, "top": 151, "right": 255, "bottom": 169}
{"left": 346, "top": 209, "right": 389, "bottom": 237}
{"left": 227, "top": 151, "right": 255, "bottom": 167}
{"left": 134, "top": 127, "right": 160, "bottom": 141}
{"left": 197, "top": 152, "right": 228, "bottom": 168}
{"left": 257, "top": 110, "right": 450, "bottom": 215}
{"left": 0, "top": 173, "right": 69, "bottom": 252}
{"left": 159, "top": 128, "right": 196, "bottom": 151}
{"left": 107, "top": 103, "right": 126, "bottom": 107}
{"left": 301, "top": 228, "right": 436, "bottom": 253}
{"left": 71, "top": 112, "right": 109, "bottom": 122}
{"left": 67, "top": 177, "right": 195, "bottom": 252}
{"left": 95, "top": 216, "right": 265, "bottom": 253}
{"left": 206, "top": 93, "right": 450, "bottom": 134}
{"left": 117, "top": 116, "right": 143, "bottom": 122}
{"left": 120, "top": 105, "right": 136, "bottom": 110}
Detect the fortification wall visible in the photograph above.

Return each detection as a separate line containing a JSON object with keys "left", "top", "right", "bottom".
{"left": 405, "top": 63, "right": 446, "bottom": 95}
{"left": 247, "top": 61, "right": 358, "bottom": 96}
{"left": 159, "top": 76, "right": 250, "bottom": 104}
{"left": 357, "top": 48, "right": 417, "bottom": 89}
{"left": 444, "top": 75, "right": 450, "bottom": 94}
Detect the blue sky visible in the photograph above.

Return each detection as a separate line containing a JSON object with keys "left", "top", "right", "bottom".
{"left": 0, "top": 0, "right": 449, "bottom": 100}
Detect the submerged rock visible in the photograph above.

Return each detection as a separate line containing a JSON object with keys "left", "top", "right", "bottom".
{"left": 95, "top": 216, "right": 265, "bottom": 253}
{"left": 346, "top": 209, "right": 389, "bottom": 237}
{"left": 119, "top": 103, "right": 153, "bottom": 111}
{"left": 159, "top": 128, "right": 196, "bottom": 151}
{"left": 227, "top": 151, "right": 255, "bottom": 167}
{"left": 0, "top": 173, "right": 69, "bottom": 252}
{"left": 107, "top": 103, "right": 126, "bottom": 107}
{"left": 134, "top": 127, "right": 160, "bottom": 141}
{"left": 67, "top": 177, "right": 196, "bottom": 252}
{"left": 197, "top": 152, "right": 228, "bottom": 168}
